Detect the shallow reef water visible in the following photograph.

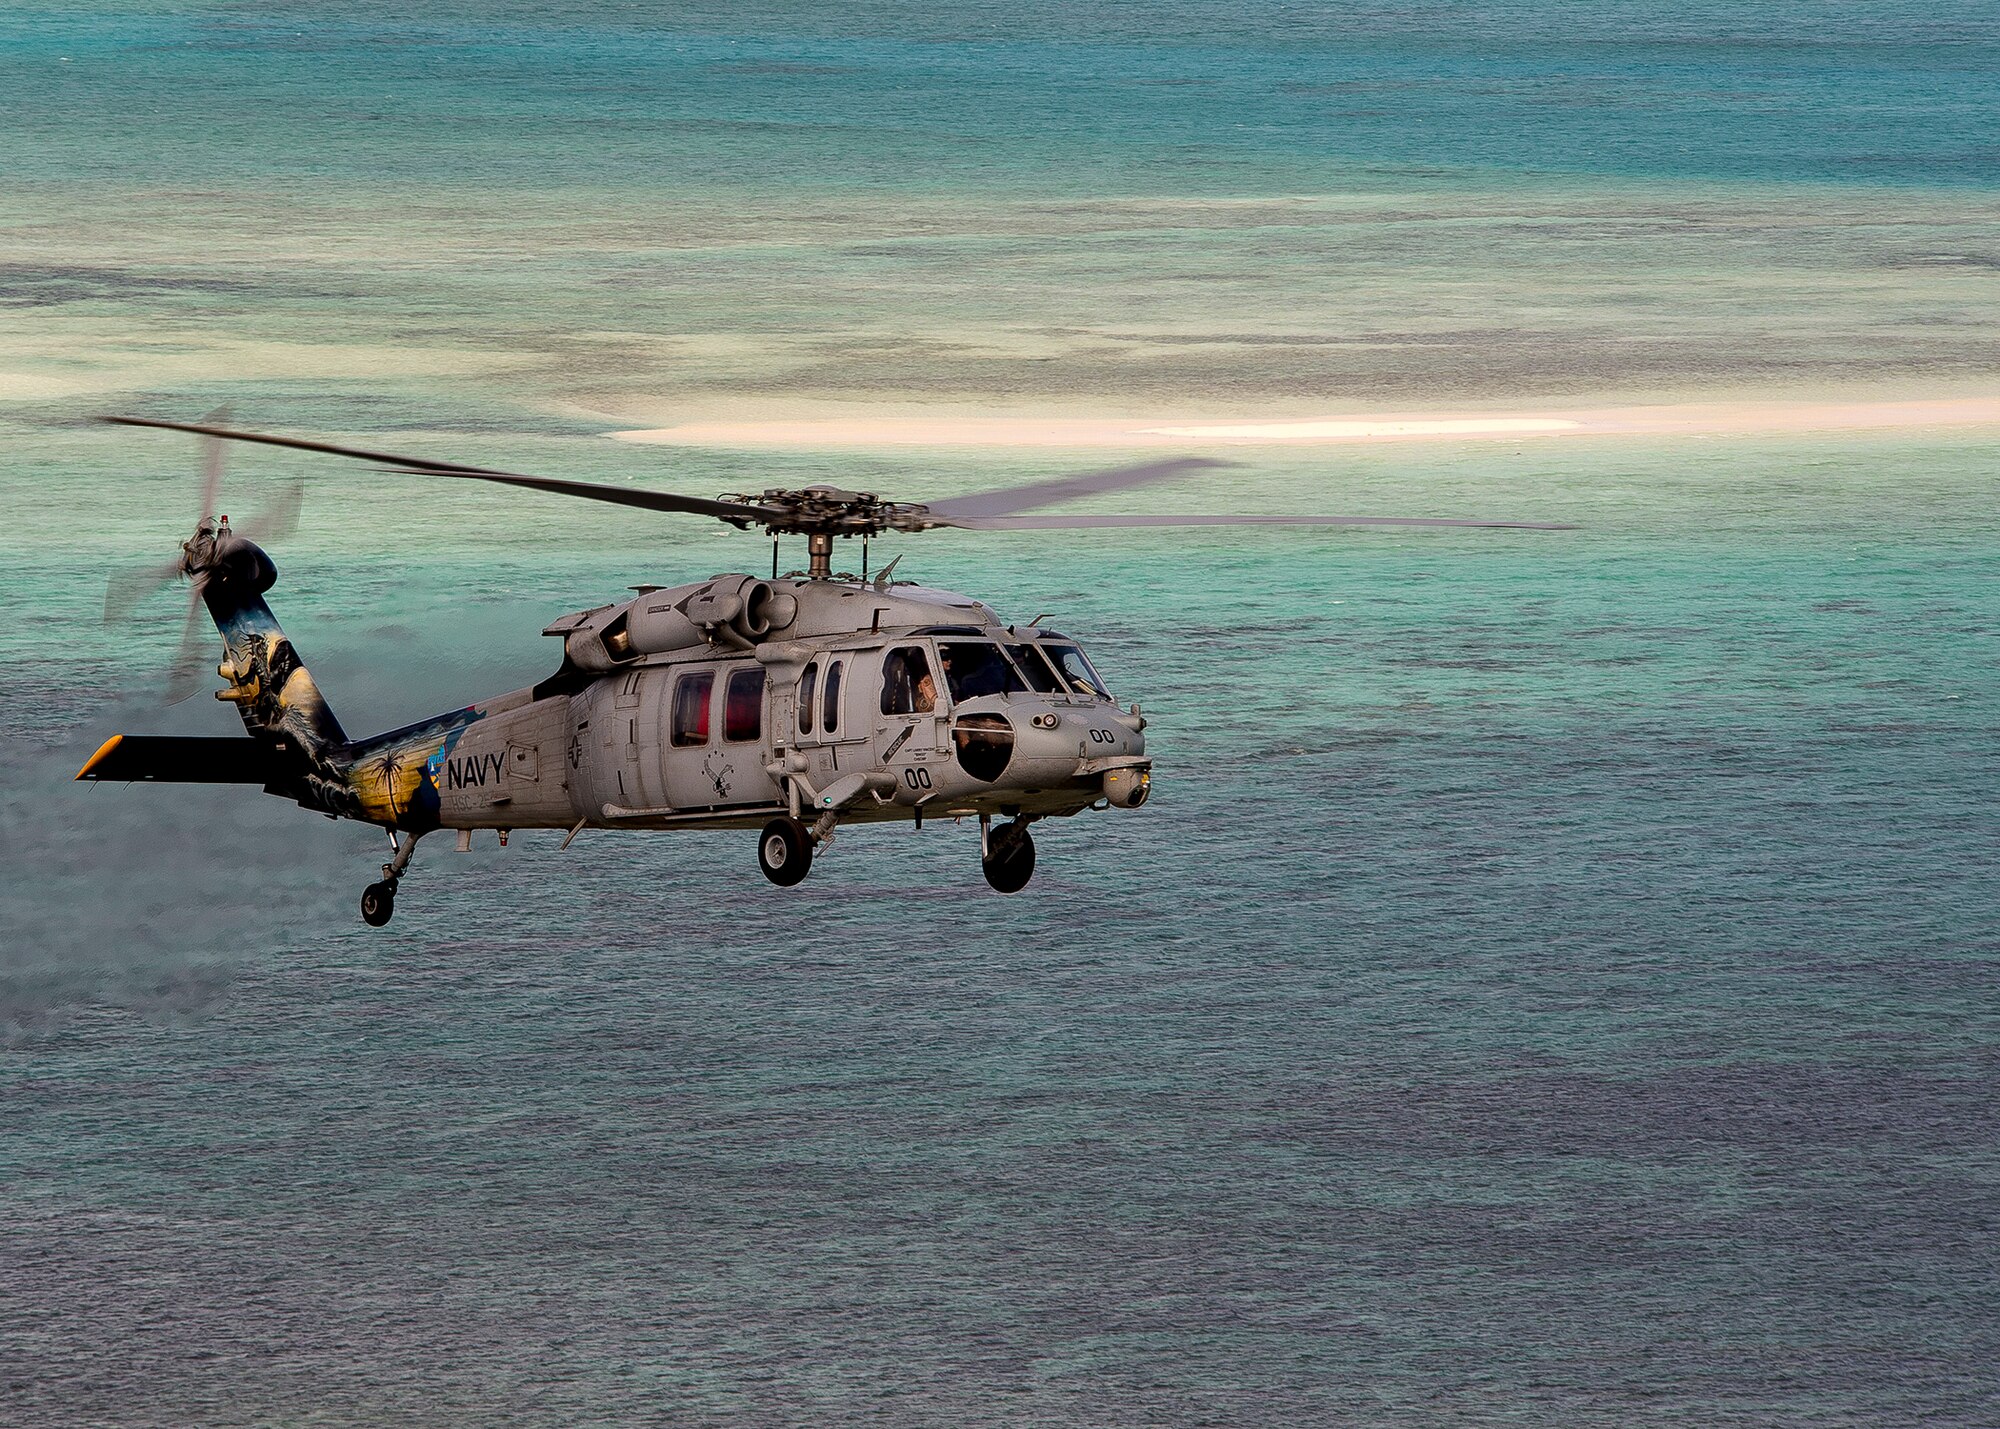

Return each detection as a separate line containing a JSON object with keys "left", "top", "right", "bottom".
{"left": 2, "top": 4, "right": 1997, "bottom": 1424}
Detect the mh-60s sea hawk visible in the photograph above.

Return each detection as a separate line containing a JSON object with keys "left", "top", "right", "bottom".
{"left": 81, "top": 416, "right": 1568, "bottom": 925}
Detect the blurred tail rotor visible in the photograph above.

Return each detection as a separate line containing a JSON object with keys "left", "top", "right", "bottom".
{"left": 161, "top": 584, "right": 212, "bottom": 706}
{"left": 101, "top": 407, "right": 306, "bottom": 703}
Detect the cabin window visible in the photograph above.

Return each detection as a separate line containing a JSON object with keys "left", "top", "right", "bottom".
{"left": 798, "top": 662, "right": 818, "bottom": 735}
{"left": 880, "top": 646, "right": 938, "bottom": 715}
{"left": 724, "top": 667, "right": 764, "bottom": 742}
{"left": 670, "top": 670, "right": 714, "bottom": 747}
{"left": 822, "top": 658, "right": 844, "bottom": 734}
{"left": 938, "top": 642, "right": 1028, "bottom": 703}
{"left": 1045, "top": 643, "right": 1110, "bottom": 700}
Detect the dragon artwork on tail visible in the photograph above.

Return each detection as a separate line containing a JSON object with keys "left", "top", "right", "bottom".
{"left": 81, "top": 522, "right": 493, "bottom": 835}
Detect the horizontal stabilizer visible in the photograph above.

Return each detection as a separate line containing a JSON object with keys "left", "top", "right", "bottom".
{"left": 76, "top": 734, "right": 283, "bottom": 784}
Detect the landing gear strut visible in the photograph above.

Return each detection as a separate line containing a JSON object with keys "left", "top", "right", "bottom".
{"left": 361, "top": 830, "right": 423, "bottom": 926}
{"left": 758, "top": 816, "right": 814, "bottom": 887}
{"left": 982, "top": 817, "right": 1036, "bottom": 894}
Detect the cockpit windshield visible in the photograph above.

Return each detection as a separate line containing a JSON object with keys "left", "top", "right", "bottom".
{"left": 937, "top": 642, "right": 1028, "bottom": 702}
{"left": 1043, "top": 643, "right": 1110, "bottom": 700}
{"left": 1005, "top": 640, "right": 1067, "bottom": 694}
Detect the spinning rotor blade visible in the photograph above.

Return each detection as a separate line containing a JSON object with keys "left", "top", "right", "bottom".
{"left": 162, "top": 583, "right": 211, "bottom": 706}
{"left": 197, "top": 404, "right": 230, "bottom": 524}
{"left": 103, "top": 404, "right": 236, "bottom": 625}
{"left": 238, "top": 477, "right": 305, "bottom": 544}
{"left": 919, "top": 456, "right": 1570, "bottom": 531}
{"left": 923, "top": 457, "right": 1233, "bottom": 521}
{"left": 368, "top": 464, "right": 779, "bottom": 523}
{"left": 104, "top": 416, "right": 777, "bottom": 525}
{"left": 943, "top": 512, "right": 1577, "bottom": 531}
{"left": 103, "top": 557, "right": 185, "bottom": 625}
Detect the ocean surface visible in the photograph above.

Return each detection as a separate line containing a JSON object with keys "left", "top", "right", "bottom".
{"left": 3, "top": 4, "right": 1998, "bottom": 1424}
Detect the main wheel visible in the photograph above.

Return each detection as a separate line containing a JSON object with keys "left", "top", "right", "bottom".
{"left": 758, "top": 817, "right": 814, "bottom": 887}
{"left": 360, "top": 880, "right": 397, "bottom": 927}
{"left": 982, "top": 822, "right": 1036, "bottom": 894}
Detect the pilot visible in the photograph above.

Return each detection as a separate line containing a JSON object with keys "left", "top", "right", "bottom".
{"left": 913, "top": 653, "right": 937, "bottom": 712}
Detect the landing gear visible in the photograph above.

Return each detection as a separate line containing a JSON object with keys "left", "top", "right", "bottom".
{"left": 360, "top": 881, "right": 396, "bottom": 926}
{"left": 758, "top": 816, "right": 814, "bottom": 887}
{"left": 982, "top": 819, "right": 1036, "bottom": 894}
{"left": 360, "top": 829, "right": 423, "bottom": 927}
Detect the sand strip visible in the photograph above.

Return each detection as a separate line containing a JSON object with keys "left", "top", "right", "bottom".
{"left": 614, "top": 398, "right": 2000, "bottom": 451}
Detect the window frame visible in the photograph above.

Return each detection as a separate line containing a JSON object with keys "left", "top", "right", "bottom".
{"left": 821, "top": 657, "right": 844, "bottom": 735}
{"left": 670, "top": 669, "right": 716, "bottom": 747}
{"left": 1007, "top": 640, "right": 1068, "bottom": 695}
{"left": 937, "top": 640, "right": 1030, "bottom": 704}
{"left": 723, "top": 666, "right": 765, "bottom": 743}
{"left": 880, "top": 644, "right": 939, "bottom": 716}
{"left": 1044, "top": 642, "right": 1111, "bottom": 700}
{"left": 798, "top": 661, "right": 818, "bottom": 735}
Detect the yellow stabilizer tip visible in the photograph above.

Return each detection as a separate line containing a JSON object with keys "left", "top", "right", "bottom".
{"left": 76, "top": 734, "right": 124, "bottom": 781}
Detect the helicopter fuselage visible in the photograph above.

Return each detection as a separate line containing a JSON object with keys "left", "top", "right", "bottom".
{"left": 389, "top": 572, "right": 1151, "bottom": 838}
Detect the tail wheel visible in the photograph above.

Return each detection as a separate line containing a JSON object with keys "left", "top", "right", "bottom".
{"left": 758, "top": 817, "right": 814, "bottom": 887}
{"left": 982, "top": 822, "right": 1036, "bottom": 894}
{"left": 360, "top": 880, "right": 396, "bottom": 926}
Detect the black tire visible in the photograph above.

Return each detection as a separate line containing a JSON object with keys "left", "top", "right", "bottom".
{"left": 360, "top": 880, "right": 396, "bottom": 927}
{"left": 982, "top": 822, "right": 1036, "bottom": 894}
{"left": 758, "top": 818, "right": 814, "bottom": 887}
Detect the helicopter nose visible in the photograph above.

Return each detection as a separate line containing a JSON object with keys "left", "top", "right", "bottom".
{"left": 1038, "top": 704, "right": 1149, "bottom": 805}
{"left": 1012, "top": 703, "right": 1145, "bottom": 762}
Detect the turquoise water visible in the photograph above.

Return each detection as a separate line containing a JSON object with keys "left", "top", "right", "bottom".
{"left": 4, "top": 5, "right": 1998, "bottom": 1424}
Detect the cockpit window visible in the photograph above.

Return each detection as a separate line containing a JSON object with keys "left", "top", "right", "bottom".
{"left": 1044, "top": 644, "right": 1110, "bottom": 700}
{"left": 1006, "top": 640, "right": 1067, "bottom": 694}
{"left": 937, "top": 642, "right": 1027, "bottom": 702}
{"left": 881, "top": 646, "right": 938, "bottom": 715}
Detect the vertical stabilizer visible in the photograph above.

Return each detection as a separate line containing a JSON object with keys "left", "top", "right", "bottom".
{"left": 197, "top": 530, "right": 348, "bottom": 760}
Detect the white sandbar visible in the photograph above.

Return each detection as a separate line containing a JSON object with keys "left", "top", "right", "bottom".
{"left": 613, "top": 398, "right": 2000, "bottom": 451}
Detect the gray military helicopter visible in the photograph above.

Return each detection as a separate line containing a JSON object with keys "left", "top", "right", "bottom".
{"left": 82, "top": 416, "right": 1568, "bottom": 924}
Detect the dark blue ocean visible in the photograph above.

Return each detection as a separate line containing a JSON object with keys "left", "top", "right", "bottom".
{"left": 3, "top": 3, "right": 1998, "bottom": 1423}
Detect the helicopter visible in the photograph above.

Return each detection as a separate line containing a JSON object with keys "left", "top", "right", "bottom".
{"left": 79, "top": 415, "right": 1570, "bottom": 925}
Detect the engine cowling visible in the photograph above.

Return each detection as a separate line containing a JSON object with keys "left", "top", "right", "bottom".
{"left": 551, "top": 575, "right": 801, "bottom": 669}
{"left": 676, "top": 576, "right": 797, "bottom": 650}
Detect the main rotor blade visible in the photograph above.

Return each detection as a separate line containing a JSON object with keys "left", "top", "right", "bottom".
{"left": 373, "top": 464, "right": 780, "bottom": 523}
{"left": 103, "top": 416, "right": 777, "bottom": 525}
{"left": 940, "top": 513, "right": 1576, "bottom": 530}
{"left": 922, "top": 457, "right": 1233, "bottom": 521}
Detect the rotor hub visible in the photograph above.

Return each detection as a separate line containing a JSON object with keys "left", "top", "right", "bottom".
{"left": 721, "top": 486, "right": 935, "bottom": 539}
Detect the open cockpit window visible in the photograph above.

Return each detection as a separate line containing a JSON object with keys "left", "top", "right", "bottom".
{"left": 1044, "top": 643, "right": 1110, "bottom": 700}
{"left": 881, "top": 645, "right": 938, "bottom": 715}
{"left": 937, "top": 642, "right": 1027, "bottom": 703}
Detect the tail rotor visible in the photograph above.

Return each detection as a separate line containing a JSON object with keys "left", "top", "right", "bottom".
{"left": 102, "top": 407, "right": 306, "bottom": 703}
